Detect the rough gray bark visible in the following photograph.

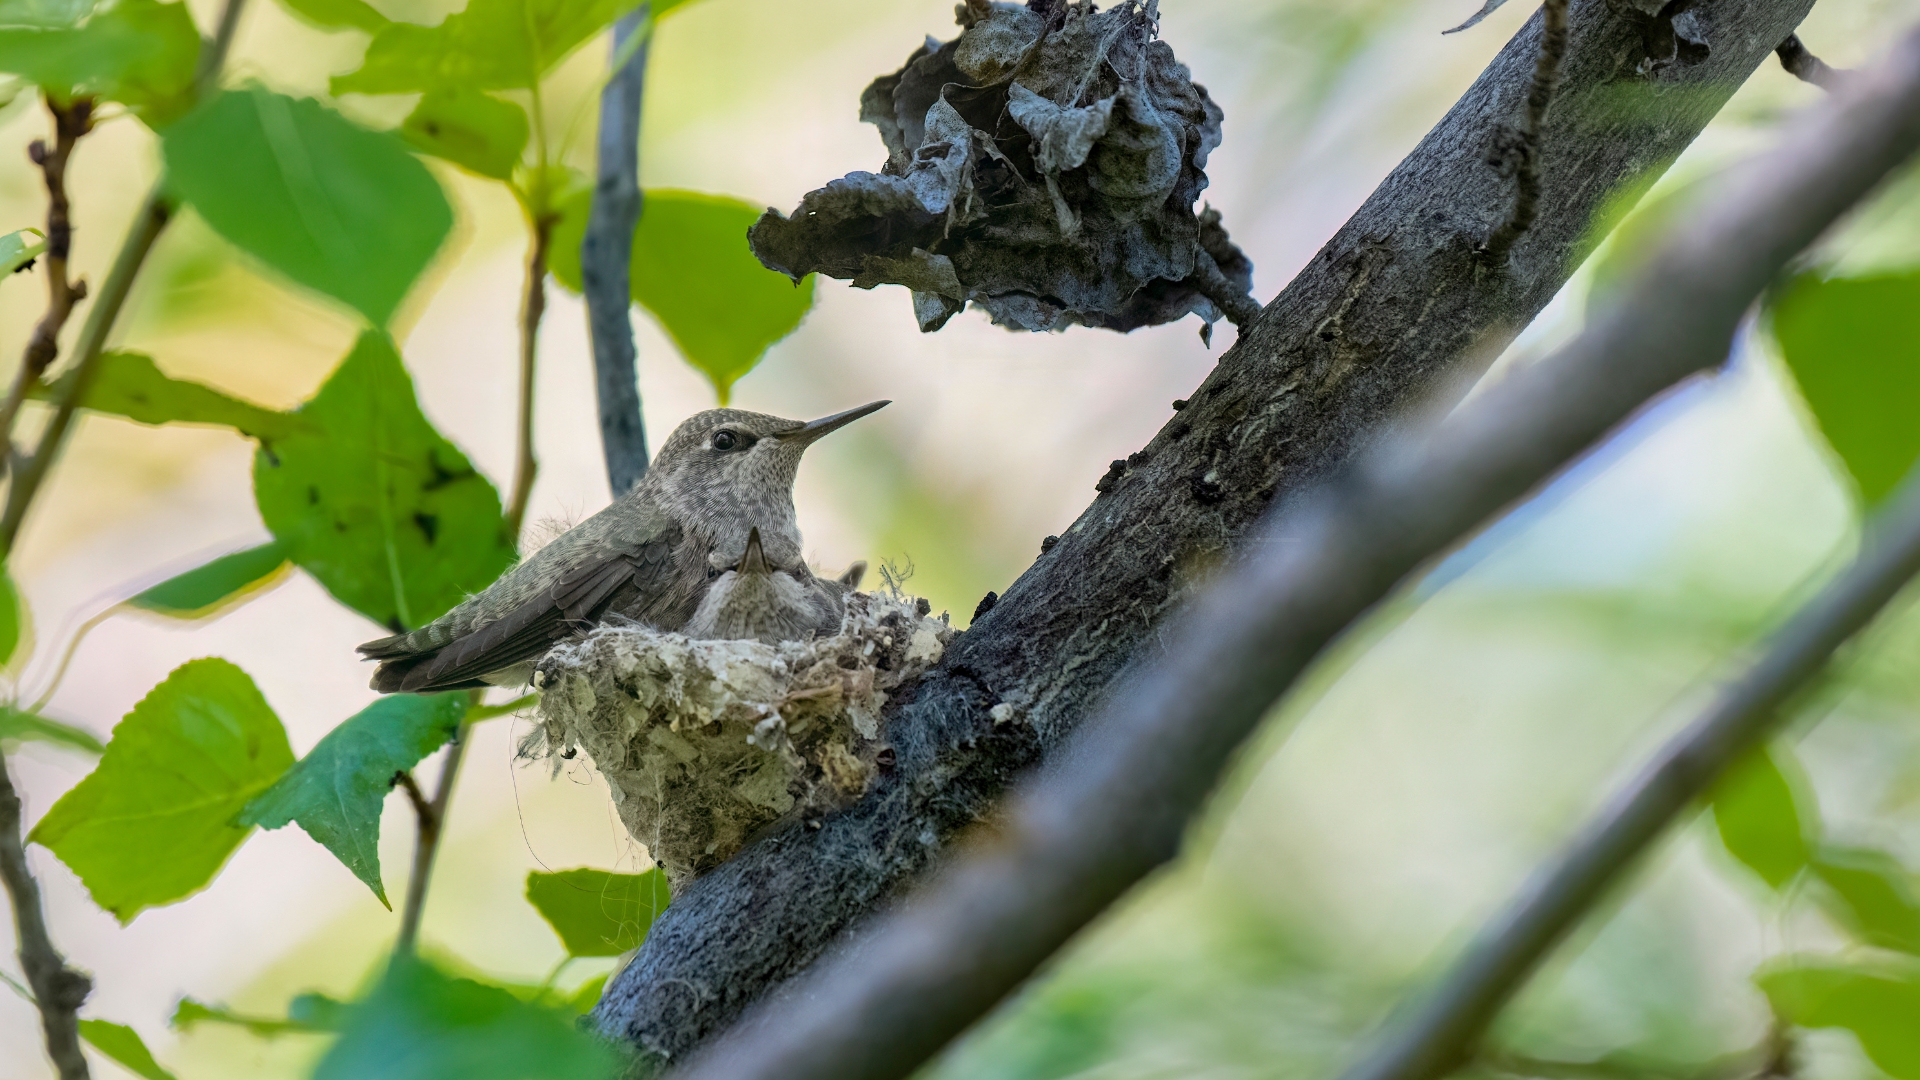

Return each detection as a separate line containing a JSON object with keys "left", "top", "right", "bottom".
{"left": 593, "top": 0, "right": 1818, "bottom": 1061}
{"left": 584, "top": 6, "right": 651, "bottom": 496}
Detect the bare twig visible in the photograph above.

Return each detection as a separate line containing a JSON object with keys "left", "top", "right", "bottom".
{"left": 1, "top": 757, "right": 91, "bottom": 1080}
{"left": 0, "top": 98, "right": 94, "bottom": 461}
{"left": 506, "top": 219, "right": 553, "bottom": 539}
{"left": 0, "top": 0, "right": 250, "bottom": 556}
{"left": 391, "top": 770, "right": 432, "bottom": 827}
{"left": 671, "top": 23, "right": 1920, "bottom": 1080}
{"left": 1777, "top": 34, "right": 1844, "bottom": 89}
{"left": 584, "top": 5, "right": 652, "bottom": 496}
{"left": 1483, "top": 0, "right": 1570, "bottom": 264}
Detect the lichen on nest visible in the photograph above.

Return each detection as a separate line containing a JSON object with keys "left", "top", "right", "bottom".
{"left": 748, "top": 0, "right": 1256, "bottom": 336}
{"left": 520, "top": 592, "right": 953, "bottom": 889}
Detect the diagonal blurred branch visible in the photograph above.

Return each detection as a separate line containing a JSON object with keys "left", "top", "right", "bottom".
{"left": 1337, "top": 409, "right": 1920, "bottom": 1080}
{"left": 670, "top": 19, "right": 1920, "bottom": 1080}
{"left": 1776, "top": 33, "right": 1844, "bottom": 88}
{"left": 584, "top": 5, "right": 651, "bottom": 497}
{"left": 596, "top": 0, "right": 1823, "bottom": 1062}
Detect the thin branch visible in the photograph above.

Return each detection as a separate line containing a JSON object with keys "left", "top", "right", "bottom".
{"left": 0, "top": 98, "right": 94, "bottom": 461}
{"left": 670, "top": 23, "right": 1920, "bottom": 1080}
{"left": 1776, "top": 34, "right": 1844, "bottom": 89}
{"left": 0, "top": 0, "right": 250, "bottom": 557}
{"left": 1328, "top": 484, "right": 1920, "bottom": 1080}
{"left": 1482, "top": 0, "right": 1570, "bottom": 264}
{"left": 393, "top": 711, "right": 470, "bottom": 955}
{"left": 506, "top": 218, "right": 552, "bottom": 539}
{"left": 391, "top": 770, "right": 432, "bottom": 828}
{"left": 1, "top": 757, "right": 91, "bottom": 1080}
{"left": 583, "top": 5, "right": 652, "bottom": 496}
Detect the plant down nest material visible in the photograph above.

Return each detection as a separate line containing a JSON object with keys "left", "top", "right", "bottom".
{"left": 521, "top": 593, "right": 953, "bottom": 889}
{"left": 748, "top": 0, "right": 1257, "bottom": 336}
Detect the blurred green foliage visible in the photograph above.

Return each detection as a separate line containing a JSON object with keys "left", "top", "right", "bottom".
{"left": 27, "top": 350, "right": 309, "bottom": 442}
{"left": 163, "top": 87, "right": 454, "bottom": 327}
{"left": 0, "top": 0, "right": 199, "bottom": 124}
{"left": 126, "top": 542, "right": 292, "bottom": 619}
{"left": 310, "top": 957, "right": 622, "bottom": 1080}
{"left": 524, "top": 867, "right": 669, "bottom": 957}
{"left": 78, "top": 1018, "right": 181, "bottom": 1080}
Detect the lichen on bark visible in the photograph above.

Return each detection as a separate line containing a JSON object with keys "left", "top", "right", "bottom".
{"left": 747, "top": 0, "right": 1256, "bottom": 335}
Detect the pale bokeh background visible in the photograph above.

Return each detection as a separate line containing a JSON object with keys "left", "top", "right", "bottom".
{"left": 5, "top": 1, "right": 1920, "bottom": 1078}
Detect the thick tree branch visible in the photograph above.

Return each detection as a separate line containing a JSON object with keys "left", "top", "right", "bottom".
{"left": 584, "top": 6, "right": 651, "bottom": 496}
{"left": 594, "top": 0, "right": 1820, "bottom": 1061}
{"left": 1339, "top": 414, "right": 1920, "bottom": 1080}
{"left": 1, "top": 757, "right": 90, "bottom": 1080}
{"left": 671, "top": 22, "right": 1920, "bottom": 1080}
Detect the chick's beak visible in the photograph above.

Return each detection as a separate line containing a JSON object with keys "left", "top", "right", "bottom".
{"left": 786, "top": 400, "right": 890, "bottom": 445}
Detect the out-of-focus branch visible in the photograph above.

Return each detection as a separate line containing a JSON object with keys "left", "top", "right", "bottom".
{"left": 1777, "top": 34, "right": 1844, "bottom": 89}
{"left": 393, "top": 714, "right": 468, "bottom": 956}
{"left": 595, "top": 0, "right": 1819, "bottom": 1060}
{"left": 0, "top": 0, "right": 250, "bottom": 556}
{"left": 506, "top": 219, "right": 552, "bottom": 538}
{"left": 0, "top": 757, "right": 91, "bottom": 1080}
{"left": 1482, "top": 0, "right": 1568, "bottom": 264}
{"left": 584, "top": 5, "right": 651, "bottom": 497}
{"left": 671, "top": 23, "right": 1920, "bottom": 1080}
{"left": 0, "top": 98, "right": 94, "bottom": 462}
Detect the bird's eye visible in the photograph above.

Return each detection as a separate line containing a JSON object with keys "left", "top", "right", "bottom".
{"left": 711, "top": 430, "right": 738, "bottom": 451}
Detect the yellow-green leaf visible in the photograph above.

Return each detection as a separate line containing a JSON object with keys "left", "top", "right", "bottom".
{"left": 0, "top": 0, "right": 200, "bottom": 126}
{"left": 525, "top": 867, "right": 668, "bottom": 957}
{"left": 0, "top": 706, "right": 103, "bottom": 754}
{"left": 1710, "top": 744, "right": 1814, "bottom": 890}
{"left": 28, "top": 351, "right": 309, "bottom": 442}
{"left": 1, "top": 226, "right": 45, "bottom": 276}
{"left": 1814, "top": 845, "right": 1920, "bottom": 955}
{"left": 30, "top": 658, "right": 293, "bottom": 921}
{"left": 78, "top": 1019, "right": 180, "bottom": 1080}
{"left": 274, "top": 0, "right": 387, "bottom": 33}
{"left": 1759, "top": 959, "right": 1920, "bottom": 1080}
{"left": 401, "top": 86, "right": 527, "bottom": 181}
{"left": 332, "top": 0, "right": 637, "bottom": 96}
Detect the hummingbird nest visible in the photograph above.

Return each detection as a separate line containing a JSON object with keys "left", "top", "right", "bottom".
{"left": 521, "top": 592, "right": 953, "bottom": 888}
{"left": 748, "top": 0, "right": 1256, "bottom": 337}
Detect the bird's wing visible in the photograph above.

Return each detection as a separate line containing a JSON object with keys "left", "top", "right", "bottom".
{"left": 375, "top": 523, "right": 682, "bottom": 694}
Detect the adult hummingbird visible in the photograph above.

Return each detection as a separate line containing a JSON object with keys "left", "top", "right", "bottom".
{"left": 359, "top": 402, "right": 889, "bottom": 693}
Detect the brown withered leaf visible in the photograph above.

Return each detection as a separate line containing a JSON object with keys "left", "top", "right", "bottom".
{"left": 748, "top": 0, "right": 1256, "bottom": 335}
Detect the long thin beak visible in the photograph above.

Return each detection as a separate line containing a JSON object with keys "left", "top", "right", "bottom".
{"left": 786, "top": 400, "right": 890, "bottom": 445}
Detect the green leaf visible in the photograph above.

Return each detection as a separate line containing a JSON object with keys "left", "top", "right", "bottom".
{"left": 312, "top": 956, "right": 622, "bottom": 1080}
{"left": 0, "top": 559, "right": 20, "bottom": 665}
{"left": 1813, "top": 845, "right": 1920, "bottom": 954}
{"left": 332, "top": 0, "right": 636, "bottom": 96}
{"left": 252, "top": 332, "right": 515, "bottom": 630}
{"left": 2, "top": 226, "right": 45, "bottom": 276}
{"left": 1758, "top": 959, "right": 1920, "bottom": 1080}
{"left": 525, "top": 867, "right": 669, "bottom": 957}
{"left": 163, "top": 87, "right": 454, "bottom": 326}
{"left": 241, "top": 691, "right": 467, "bottom": 905}
{"left": 1771, "top": 271, "right": 1920, "bottom": 505}
{"left": 29, "top": 658, "right": 293, "bottom": 921}
{"left": 126, "top": 542, "right": 292, "bottom": 619}
{"left": 0, "top": 0, "right": 201, "bottom": 126}
{"left": 0, "top": 0, "right": 94, "bottom": 28}
{"left": 78, "top": 1019, "right": 180, "bottom": 1080}
{"left": 275, "top": 0, "right": 387, "bottom": 33}
{"left": 565, "top": 973, "right": 608, "bottom": 1015}
{"left": 549, "top": 189, "right": 813, "bottom": 403}
{"left": 401, "top": 87, "right": 528, "bottom": 181}
{"left": 1709, "top": 744, "right": 1814, "bottom": 890}
{"left": 0, "top": 706, "right": 103, "bottom": 754}
{"left": 28, "top": 350, "right": 310, "bottom": 442}
{"left": 172, "top": 996, "right": 339, "bottom": 1036}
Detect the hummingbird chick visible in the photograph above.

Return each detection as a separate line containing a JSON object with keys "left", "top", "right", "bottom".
{"left": 357, "top": 401, "right": 889, "bottom": 693}
{"left": 685, "top": 527, "right": 865, "bottom": 645}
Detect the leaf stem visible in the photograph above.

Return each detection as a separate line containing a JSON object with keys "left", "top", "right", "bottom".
{"left": 0, "top": 755, "right": 91, "bottom": 1080}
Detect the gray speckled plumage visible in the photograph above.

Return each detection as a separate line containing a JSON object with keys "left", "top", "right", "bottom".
{"left": 358, "top": 402, "right": 888, "bottom": 693}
